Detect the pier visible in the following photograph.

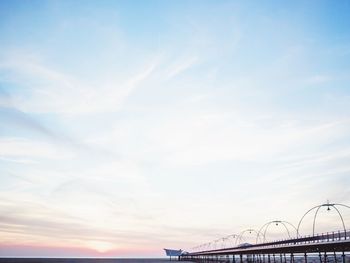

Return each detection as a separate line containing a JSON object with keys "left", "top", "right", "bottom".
{"left": 180, "top": 203, "right": 350, "bottom": 263}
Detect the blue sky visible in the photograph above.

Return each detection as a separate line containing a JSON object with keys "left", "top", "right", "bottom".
{"left": 1, "top": 0, "right": 350, "bottom": 257}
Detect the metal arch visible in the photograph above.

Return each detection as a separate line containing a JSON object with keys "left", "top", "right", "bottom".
{"left": 222, "top": 236, "right": 230, "bottom": 249}
{"left": 257, "top": 220, "right": 297, "bottom": 243}
{"left": 283, "top": 220, "right": 298, "bottom": 234}
{"left": 256, "top": 222, "right": 271, "bottom": 243}
{"left": 236, "top": 228, "right": 260, "bottom": 245}
{"left": 214, "top": 239, "right": 220, "bottom": 250}
{"left": 263, "top": 221, "right": 290, "bottom": 242}
{"left": 217, "top": 238, "right": 221, "bottom": 249}
{"left": 204, "top": 242, "right": 210, "bottom": 251}
{"left": 225, "top": 234, "right": 238, "bottom": 248}
{"left": 262, "top": 221, "right": 290, "bottom": 242}
{"left": 312, "top": 205, "right": 322, "bottom": 236}
{"left": 198, "top": 244, "right": 203, "bottom": 252}
{"left": 207, "top": 242, "right": 212, "bottom": 251}
{"left": 206, "top": 242, "right": 211, "bottom": 251}
{"left": 219, "top": 237, "right": 227, "bottom": 249}
{"left": 213, "top": 239, "right": 220, "bottom": 250}
{"left": 278, "top": 221, "right": 292, "bottom": 239}
{"left": 210, "top": 240, "right": 215, "bottom": 250}
{"left": 202, "top": 234, "right": 238, "bottom": 250}
{"left": 313, "top": 203, "right": 347, "bottom": 235}
{"left": 212, "top": 240, "right": 217, "bottom": 250}
{"left": 331, "top": 205, "right": 346, "bottom": 232}
{"left": 298, "top": 202, "right": 350, "bottom": 237}
{"left": 334, "top": 203, "right": 350, "bottom": 209}
{"left": 297, "top": 205, "right": 323, "bottom": 237}
{"left": 263, "top": 221, "right": 278, "bottom": 242}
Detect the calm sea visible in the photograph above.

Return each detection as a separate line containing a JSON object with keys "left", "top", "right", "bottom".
{"left": 0, "top": 259, "right": 190, "bottom": 263}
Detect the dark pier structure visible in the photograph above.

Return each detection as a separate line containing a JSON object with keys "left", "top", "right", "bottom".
{"left": 180, "top": 203, "right": 350, "bottom": 263}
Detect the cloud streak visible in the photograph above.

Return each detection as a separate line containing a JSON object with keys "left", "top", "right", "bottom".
{"left": 0, "top": 0, "right": 350, "bottom": 257}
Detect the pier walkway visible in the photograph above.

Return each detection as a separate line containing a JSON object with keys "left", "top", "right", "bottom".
{"left": 180, "top": 203, "right": 350, "bottom": 263}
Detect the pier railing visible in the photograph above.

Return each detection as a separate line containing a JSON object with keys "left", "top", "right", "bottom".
{"left": 192, "top": 230, "right": 349, "bottom": 254}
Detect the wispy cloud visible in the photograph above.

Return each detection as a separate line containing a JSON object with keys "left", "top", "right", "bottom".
{"left": 0, "top": 137, "right": 76, "bottom": 160}
{"left": 166, "top": 56, "right": 198, "bottom": 78}
{"left": 0, "top": 0, "right": 350, "bottom": 257}
{"left": 0, "top": 54, "right": 158, "bottom": 114}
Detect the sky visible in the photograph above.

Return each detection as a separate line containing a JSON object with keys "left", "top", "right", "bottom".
{"left": 1, "top": 0, "right": 350, "bottom": 258}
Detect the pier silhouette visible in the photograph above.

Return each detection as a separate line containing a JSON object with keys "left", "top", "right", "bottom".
{"left": 180, "top": 203, "right": 350, "bottom": 263}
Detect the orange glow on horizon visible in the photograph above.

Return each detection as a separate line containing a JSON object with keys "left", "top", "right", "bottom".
{"left": 0, "top": 242, "right": 163, "bottom": 257}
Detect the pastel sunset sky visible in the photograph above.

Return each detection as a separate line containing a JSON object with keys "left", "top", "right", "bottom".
{"left": 1, "top": 0, "right": 350, "bottom": 258}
